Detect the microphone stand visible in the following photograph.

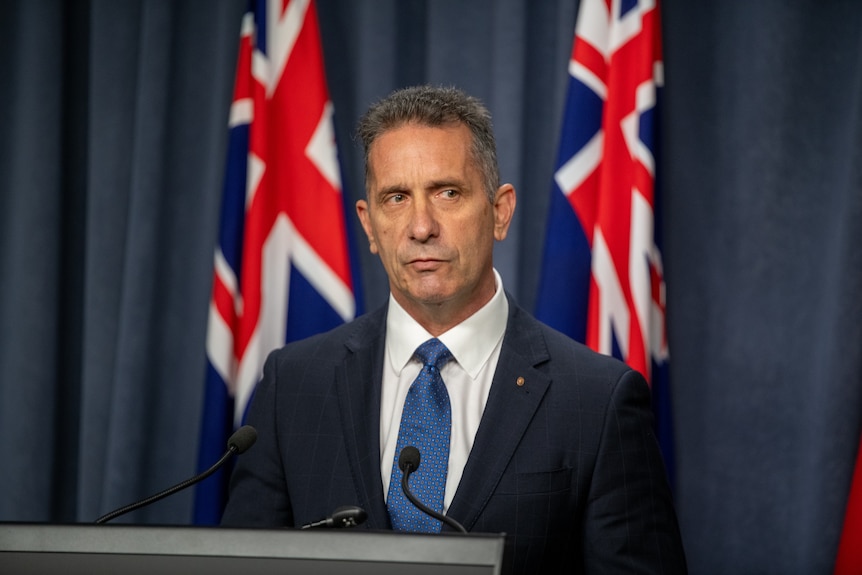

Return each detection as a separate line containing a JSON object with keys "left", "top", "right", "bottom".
{"left": 400, "top": 461, "right": 467, "bottom": 534}
{"left": 95, "top": 426, "right": 257, "bottom": 524}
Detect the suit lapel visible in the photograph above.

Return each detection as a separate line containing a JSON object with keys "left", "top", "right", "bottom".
{"left": 446, "top": 301, "right": 552, "bottom": 531}
{"left": 335, "top": 308, "right": 391, "bottom": 529}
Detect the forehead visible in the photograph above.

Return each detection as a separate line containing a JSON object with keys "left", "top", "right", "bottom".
{"left": 367, "top": 122, "right": 476, "bottom": 186}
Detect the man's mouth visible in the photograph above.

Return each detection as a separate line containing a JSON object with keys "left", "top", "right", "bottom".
{"left": 408, "top": 258, "right": 444, "bottom": 271}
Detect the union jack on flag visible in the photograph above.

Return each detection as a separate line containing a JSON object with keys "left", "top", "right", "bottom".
{"left": 535, "top": 0, "right": 674, "bottom": 480}
{"left": 194, "top": 0, "right": 360, "bottom": 524}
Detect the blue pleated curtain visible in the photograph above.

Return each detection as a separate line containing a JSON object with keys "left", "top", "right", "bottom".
{"left": 0, "top": 1, "right": 860, "bottom": 573}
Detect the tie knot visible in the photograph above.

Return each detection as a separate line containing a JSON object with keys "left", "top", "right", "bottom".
{"left": 414, "top": 338, "right": 452, "bottom": 369}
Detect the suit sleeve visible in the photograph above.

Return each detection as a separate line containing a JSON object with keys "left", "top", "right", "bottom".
{"left": 220, "top": 351, "right": 294, "bottom": 527}
{"left": 582, "top": 369, "right": 687, "bottom": 574}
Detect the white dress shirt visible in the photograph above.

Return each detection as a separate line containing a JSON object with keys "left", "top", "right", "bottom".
{"left": 380, "top": 269, "right": 508, "bottom": 513}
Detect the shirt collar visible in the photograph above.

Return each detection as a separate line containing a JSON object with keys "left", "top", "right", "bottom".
{"left": 386, "top": 269, "right": 508, "bottom": 379}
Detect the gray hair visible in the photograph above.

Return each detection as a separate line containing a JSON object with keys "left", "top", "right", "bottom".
{"left": 355, "top": 85, "right": 500, "bottom": 202}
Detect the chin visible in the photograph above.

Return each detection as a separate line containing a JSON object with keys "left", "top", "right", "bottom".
{"left": 405, "top": 282, "right": 457, "bottom": 306}
{"left": 410, "top": 291, "right": 453, "bottom": 306}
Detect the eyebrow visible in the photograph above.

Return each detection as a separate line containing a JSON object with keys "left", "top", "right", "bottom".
{"left": 426, "top": 179, "right": 467, "bottom": 191}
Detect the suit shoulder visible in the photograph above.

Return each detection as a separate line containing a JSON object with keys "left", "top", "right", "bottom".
{"left": 266, "top": 306, "right": 386, "bottom": 365}
{"left": 512, "top": 305, "right": 624, "bottom": 364}
{"left": 547, "top": 324, "right": 628, "bottom": 370}
{"left": 510, "top": 305, "right": 636, "bottom": 388}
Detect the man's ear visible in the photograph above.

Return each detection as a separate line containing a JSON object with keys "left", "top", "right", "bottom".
{"left": 492, "top": 184, "right": 516, "bottom": 241}
{"left": 356, "top": 199, "right": 379, "bottom": 254}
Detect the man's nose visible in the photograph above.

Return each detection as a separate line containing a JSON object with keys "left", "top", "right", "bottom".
{"left": 408, "top": 197, "right": 439, "bottom": 241}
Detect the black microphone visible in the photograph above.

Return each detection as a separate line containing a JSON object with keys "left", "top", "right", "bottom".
{"left": 397, "top": 446, "right": 467, "bottom": 533}
{"left": 95, "top": 425, "right": 258, "bottom": 524}
{"left": 301, "top": 505, "right": 368, "bottom": 529}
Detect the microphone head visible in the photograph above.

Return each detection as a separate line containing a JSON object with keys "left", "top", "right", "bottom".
{"left": 227, "top": 425, "right": 258, "bottom": 454}
{"left": 330, "top": 506, "right": 368, "bottom": 528}
{"left": 398, "top": 446, "right": 421, "bottom": 473}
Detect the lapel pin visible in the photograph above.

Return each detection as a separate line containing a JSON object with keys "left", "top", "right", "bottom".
{"left": 516, "top": 376, "right": 525, "bottom": 387}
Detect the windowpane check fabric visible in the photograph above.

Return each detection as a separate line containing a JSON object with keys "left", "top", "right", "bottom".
{"left": 386, "top": 338, "right": 453, "bottom": 532}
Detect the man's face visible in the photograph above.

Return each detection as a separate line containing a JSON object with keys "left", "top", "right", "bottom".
{"left": 356, "top": 122, "right": 515, "bottom": 329}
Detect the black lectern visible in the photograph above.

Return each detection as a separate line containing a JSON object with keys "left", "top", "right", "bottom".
{"left": 0, "top": 523, "right": 508, "bottom": 574}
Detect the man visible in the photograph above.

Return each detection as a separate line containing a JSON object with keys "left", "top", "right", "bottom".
{"left": 221, "top": 85, "right": 687, "bottom": 574}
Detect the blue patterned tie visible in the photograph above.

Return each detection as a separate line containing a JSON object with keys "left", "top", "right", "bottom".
{"left": 387, "top": 338, "right": 453, "bottom": 532}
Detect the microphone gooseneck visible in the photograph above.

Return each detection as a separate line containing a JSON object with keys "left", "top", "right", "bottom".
{"left": 95, "top": 425, "right": 258, "bottom": 524}
{"left": 397, "top": 445, "right": 467, "bottom": 534}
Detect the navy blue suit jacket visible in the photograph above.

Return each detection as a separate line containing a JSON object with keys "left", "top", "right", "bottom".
{"left": 222, "top": 297, "right": 686, "bottom": 574}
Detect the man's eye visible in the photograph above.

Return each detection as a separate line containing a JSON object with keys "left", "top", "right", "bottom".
{"left": 388, "top": 194, "right": 405, "bottom": 203}
{"left": 441, "top": 189, "right": 458, "bottom": 199}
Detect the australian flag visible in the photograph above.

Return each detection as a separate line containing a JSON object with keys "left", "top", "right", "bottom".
{"left": 194, "top": 0, "right": 361, "bottom": 524}
{"left": 535, "top": 0, "right": 674, "bottom": 485}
